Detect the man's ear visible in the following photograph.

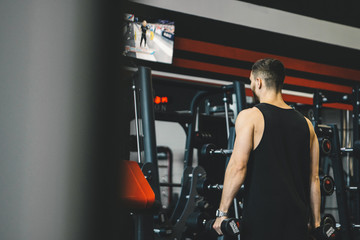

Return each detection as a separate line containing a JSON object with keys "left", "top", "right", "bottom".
{"left": 256, "top": 77, "right": 262, "bottom": 89}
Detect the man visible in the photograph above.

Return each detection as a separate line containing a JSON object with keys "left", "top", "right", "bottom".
{"left": 213, "top": 58, "right": 321, "bottom": 240}
{"left": 140, "top": 20, "right": 148, "bottom": 47}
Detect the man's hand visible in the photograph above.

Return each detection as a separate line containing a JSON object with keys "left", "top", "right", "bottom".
{"left": 314, "top": 220, "right": 321, "bottom": 229}
{"left": 308, "top": 221, "right": 321, "bottom": 240}
{"left": 308, "top": 219, "right": 321, "bottom": 230}
{"left": 213, "top": 216, "right": 228, "bottom": 235}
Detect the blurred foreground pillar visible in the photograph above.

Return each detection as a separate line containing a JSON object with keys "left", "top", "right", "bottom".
{"left": 0, "top": 1, "right": 130, "bottom": 240}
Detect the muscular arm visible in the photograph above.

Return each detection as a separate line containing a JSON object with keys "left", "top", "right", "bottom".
{"left": 306, "top": 119, "right": 321, "bottom": 228}
{"left": 213, "top": 109, "right": 254, "bottom": 234}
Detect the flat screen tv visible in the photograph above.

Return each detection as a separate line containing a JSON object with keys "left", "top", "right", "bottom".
{"left": 123, "top": 13, "right": 175, "bottom": 64}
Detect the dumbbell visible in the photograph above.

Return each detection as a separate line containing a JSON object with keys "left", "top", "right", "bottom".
{"left": 321, "top": 214, "right": 336, "bottom": 228}
{"left": 321, "top": 213, "right": 360, "bottom": 231}
{"left": 205, "top": 218, "right": 241, "bottom": 236}
{"left": 196, "top": 178, "right": 245, "bottom": 197}
{"left": 311, "top": 224, "right": 336, "bottom": 240}
{"left": 320, "top": 175, "right": 335, "bottom": 196}
{"left": 196, "top": 178, "right": 222, "bottom": 196}
{"left": 186, "top": 212, "right": 240, "bottom": 236}
{"left": 201, "top": 143, "right": 233, "bottom": 158}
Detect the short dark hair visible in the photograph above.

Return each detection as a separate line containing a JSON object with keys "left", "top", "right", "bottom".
{"left": 251, "top": 58, "right": 285, "bottom": 92}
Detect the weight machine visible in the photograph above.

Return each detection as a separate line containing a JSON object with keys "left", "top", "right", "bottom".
{"left": 312, "top": 89, "right": 360, "bottom": 240}
{"left": 125, "top": 66, "right": 247, "bottom": 240}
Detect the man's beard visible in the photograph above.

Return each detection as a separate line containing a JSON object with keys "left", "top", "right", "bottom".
{"left": 252, "top": 90, "right": 260, "bottom": 104}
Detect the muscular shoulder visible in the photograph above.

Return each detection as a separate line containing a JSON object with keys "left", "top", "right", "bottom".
{"left": 235, "top": 107, "right": 262, "bottom": 129}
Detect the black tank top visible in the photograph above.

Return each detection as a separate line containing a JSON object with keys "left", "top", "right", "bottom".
{"left": 141, "top": 25, "right": 148, "bottom": 35}
{"left": 241, "top": 103, "right": 311, "bottom": 240}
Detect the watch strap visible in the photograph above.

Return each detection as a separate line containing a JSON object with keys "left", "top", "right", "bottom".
{"left": 216, "top": 209, "right": 228, "bottom": 217}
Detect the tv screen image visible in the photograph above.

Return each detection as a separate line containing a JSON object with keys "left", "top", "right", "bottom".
{"left": 123, "top": 13, "right": 175, "bottom": 64}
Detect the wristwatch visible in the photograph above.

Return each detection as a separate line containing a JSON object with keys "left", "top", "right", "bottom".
{"left": 215, "top": 209, "right": 228, "bottom": 217}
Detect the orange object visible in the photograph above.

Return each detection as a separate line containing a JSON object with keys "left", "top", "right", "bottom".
{"left": 120, "top": 160, "right": 155, "bottom": 209}
{"left": 154, "top": 96, "right": 161, "bottom": 104}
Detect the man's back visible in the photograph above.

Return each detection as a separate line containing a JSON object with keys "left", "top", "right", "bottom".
{"left": 213, "top": 59, "right": 320, "bottom": 239}
{"left": 241, "top": 103, "right": 311, "bottom": 240}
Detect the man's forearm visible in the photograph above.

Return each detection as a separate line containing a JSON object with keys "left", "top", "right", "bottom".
{"left": 218, "top": 161, "right": 246, "bottom": 212}
{"left": 310, "top": 177, "right": 321, "bottom": 227}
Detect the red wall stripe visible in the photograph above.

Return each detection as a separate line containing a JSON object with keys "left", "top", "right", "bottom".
{"left": 175, "top": 37, "right": 360, "bottom": 82}
{"left": 245, "top": 88, "right": 252, "bottom": 97}
{"left": 285, "top": 76, "right": 352, "bottom": 94}
{"left": 323, "top": 103, "right": 353, "bottom": 111}
{"left": 174, "top": 58, "right": 353, "bottom": 94}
